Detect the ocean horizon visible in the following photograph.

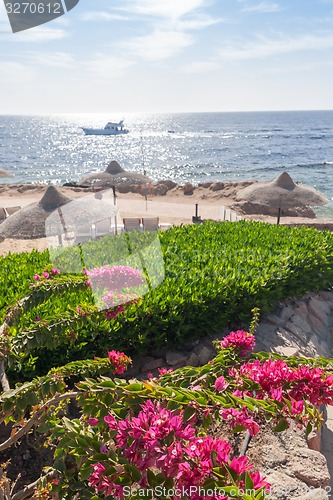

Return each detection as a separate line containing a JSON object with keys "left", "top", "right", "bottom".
{"left": 1, "top": 110, "right": 333, "bottom": 216}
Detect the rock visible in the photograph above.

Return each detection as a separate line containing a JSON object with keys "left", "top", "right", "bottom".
{"left": 302, "top": 489, "right": 330, "bottom": 499}
{"left": 274, "top": 345, "right": 299, "bottom": 357}
{"left": 183, "top": 183, "right": 194, "bottom": 195}
{"left": 141, "top": 357, "right": 164, "bottom": 372}
{"left": 283, "top": 322, "right": 308, "bottom": 344}
{"left": 186, "top": 352, "right": 200, "bottom": 367}
{"left": 280, "top": 306, "right": 294, "bottom": 322}
{"left": 262, "top": 471, "right": 301, "bottom": 499}
{"left": 276, "top": 327, "right": 307, "bottom": 347}
{"left": 165, "top": 351, "right": 188, "bottom": 366}
{"left": 196, "top": 345, "right": 214, "bottom": 365}
{"left": 157, "top": 180, "right": 178, "bottom": 191}
{"left": 209, "top": 182, "right": 225, "bottom": 192}
{"left": 260, "top": 444, "right": 288, "bottom": 468}
{"left": 307, "top": 314, "right": 327, "bottom": 339}
{"left": 150, "top": 183, "right": 168, "bottom": 196}
{"left": 318, "top": 291, "right": 333, "bottom": 302}
{"left": 295, "top": 301, "right": 309, "bottom": 314}
{"left": 292, "top": 448, "right": 330, "bottom": 488}
{"left": 117, "top": 183, "right": 140, "bottom": 194}
{"left": 266, "top": 314, "right": 285, "bottom": 326}
{"left": 307, "top": 428, "right": 321, "bottom": 452}
{"left": 308, "top": 335, "right": 330, "bottom": 356}
{"left": 290, "top": 314, "right": 312, "bottom": 334}
{"left": 308, "top": 298, "right": 331, "bottom": 326}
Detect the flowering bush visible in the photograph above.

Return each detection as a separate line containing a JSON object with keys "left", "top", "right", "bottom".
{"left": 33, "top": 268, "right": 60, "bottom": 281}
{"left": 88, "top": 400, "right": 269, "bottom": 499}
{"left": 2, "top": 323, "right": 333, "bottom": 499}
{"left": 86, "top": 265, "right": 144, "bottom": 292}
{"left": 237, "top": 359, "right": 333, "bottom": 407}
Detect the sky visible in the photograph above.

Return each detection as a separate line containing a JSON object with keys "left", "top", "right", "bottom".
{"left": 1, "top": 0, "right": 333, "bottom": 114}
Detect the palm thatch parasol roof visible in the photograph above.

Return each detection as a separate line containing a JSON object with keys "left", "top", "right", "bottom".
{"left": 79, "top": 160, "right": 152, "bottom": 187}
{"left": 0, "top": 186, "right": 72, "bottom": 239}
{"left": 0, "top": 186, "right": 119, "bottom": 241}
{"left": 236, "top": 171, "right": 328, "bottom": 223}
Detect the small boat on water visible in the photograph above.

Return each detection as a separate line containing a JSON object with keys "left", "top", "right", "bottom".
{"left": 82, "top": 120, "right": 129, "bottom": 136}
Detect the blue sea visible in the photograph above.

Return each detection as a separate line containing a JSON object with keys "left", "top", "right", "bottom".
{"left": 1, "top": 110, "right": 333, "bottom": 216}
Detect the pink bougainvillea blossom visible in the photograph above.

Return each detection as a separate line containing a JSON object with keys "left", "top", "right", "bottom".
{"left": 107, "top": 350, "right": 131, "bottom": 375}
{"left": 91, "top": 400, "right": 268, "bottom": 498}
{"left": 220, "top": 330, "right": 255, "bottom": 357}
{"left": 86, "top": 265, "right": 144, "bottom": 292}
{"left": 214, "top": 375, "right": 228, "bottom": 392}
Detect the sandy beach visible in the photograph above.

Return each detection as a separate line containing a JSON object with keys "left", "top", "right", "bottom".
{"left": 1, "top": 181, "right": 333, "bottom": 256}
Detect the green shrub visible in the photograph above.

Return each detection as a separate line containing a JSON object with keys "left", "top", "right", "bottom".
{"left": 2, "top": 221, "right": 333, "bottom": 380}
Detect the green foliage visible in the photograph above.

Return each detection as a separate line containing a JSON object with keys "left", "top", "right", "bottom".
{"left": 2, "top": 221, "right": 333, "bottom": 380}
{"left": 1, "top": 348, "right": 331, "bottom": 498}
{"left": 0, "top": 249, "right": 50, "bottom": 321}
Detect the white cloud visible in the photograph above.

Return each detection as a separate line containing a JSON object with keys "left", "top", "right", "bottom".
{"left": 175, "top": 14, "right": 224, "bottom": 30}
{"left": 118, "top": 29, "right": 194, "bottom": 61}
{"left": 218, "top": 32, "right": 333, "bottom": 60}
{"left": 83, "top": 55, "right": 134, "bottom": 79}
{"left": 25, "top": 52, "right": 74, "bottom": 67}
{"left": 121, "top": 0, "right": 209, "bottom": 20}
{"left": 0, "top": 61, "right": 35, "bottom": 83}
{"left": 6, "top": 26, "right": 69, "bottom": 42}
{"left": 242, "top": 2, "right": 281, "bottom": 13}
{"left": 181, "top": 60, "right": 220, "bottom": 73}
{"left": 80, "top": 11, "right": 130, "bottom": 22}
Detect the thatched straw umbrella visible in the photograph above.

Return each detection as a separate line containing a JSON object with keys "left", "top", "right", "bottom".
{"left": 236, "top": 171, "right": 328, "bottom": 223}
{"left": 45, "top": 189, "right": 118, "bottom": 238}
{"left": 79, "top": 160, "right": 152, "bottom": 188}
{"left": 0, "top": 186, "right": 72, "bottom": 239}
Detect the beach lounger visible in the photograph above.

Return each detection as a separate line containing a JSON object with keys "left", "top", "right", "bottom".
{"left": 92, "top": 218, "right": 112, "bottom": 239}
{"left": 5, "top": 206, "right": 21, "bottom": 216}
{"left": 0, "top": 207, "right": 7, "bottom": 223}
{"left": 123, "top": 218, "right": 141, "bottom": 232}
{"left": 230, "top": 211, "right": 238, "bottom": 222}
{"left": 74, "top": 224, "right": 94, "bottom": 244}
{"left": 142, "top": 217, "right": 160, "bottom": 231}
{"left": 224, "top": 208, "right": 231, "bottom": 221}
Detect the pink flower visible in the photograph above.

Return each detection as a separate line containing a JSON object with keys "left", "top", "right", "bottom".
{"left": 51, "top": 268, "right": 60, "bottom": 275}
{"left": 214, "top": 376, "right": 228, "bottom": 392}
{"left": 86, "top": 265, "right": 144, "bottom": 293}
{"left": 104, "top": 413, "right": 118, "bottom": 430}
{"left": 158, "top": 367, "right": 173, "bottom": 376}
{"left": 88, "top": 417, "right": 99, "bottom": 426}
{"left": 291, "top": 399, "right": 305, "bottom": 415}
{"left": 221, "top": 330, "right": 255, "bottom": 356}
{"left": 229, "top": 456, "right": 251, "bottom": 475}
{"left": 250, "top": 471, "right": 270, "bottom": 490}
{"left": 33, "top": 274, "right": 40, "bottom": 281}
{"left": 107, "top": 350, "right": 131, "bottom": 374}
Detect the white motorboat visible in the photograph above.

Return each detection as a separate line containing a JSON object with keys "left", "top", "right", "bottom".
{"left": 82, "top": 120, "right": 129, "bottom": 136}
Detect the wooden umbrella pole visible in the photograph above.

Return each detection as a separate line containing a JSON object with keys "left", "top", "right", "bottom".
{"left": 277, "top": 207, "right": 281, "bottom": 224}
{"left": 112, "top": 185, "right": 117, "bottom": 235}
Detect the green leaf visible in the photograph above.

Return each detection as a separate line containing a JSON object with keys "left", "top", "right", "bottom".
{"left": 272, "top": 419, "right": 289, "bottom": 432}
{"left": 124, "top": 464, "right": 142, "bottom": 482}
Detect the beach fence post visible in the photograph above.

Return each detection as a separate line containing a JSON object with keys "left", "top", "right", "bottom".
{"left": 192, "top": 203, "right": 202, "bottom": 223}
